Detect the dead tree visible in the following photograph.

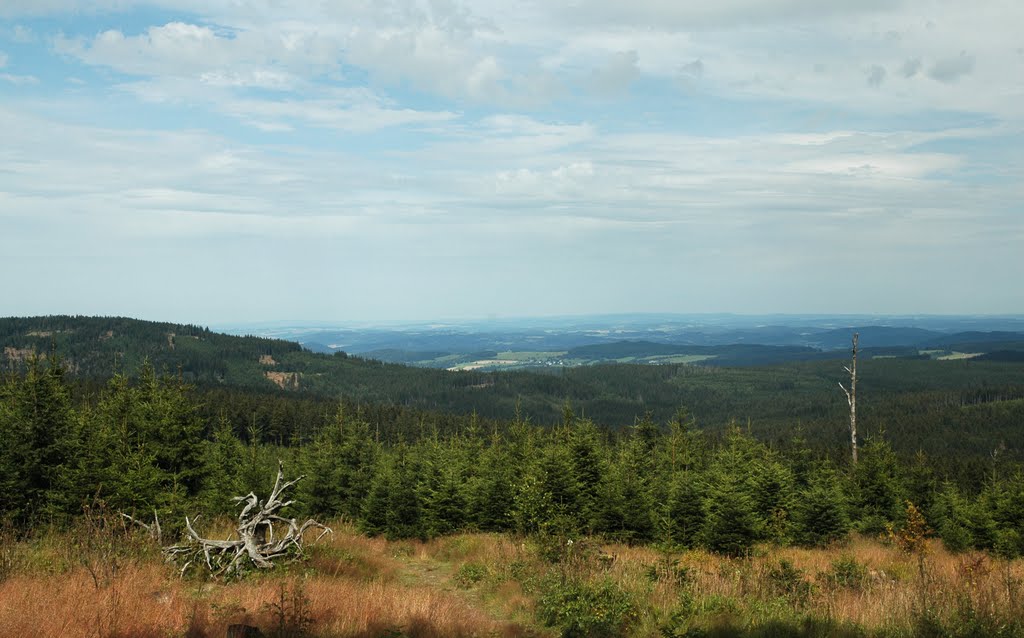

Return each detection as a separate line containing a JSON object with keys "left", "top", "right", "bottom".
{"left": 121, "top": 509, "right": 162, "bottom": 544}
{"left": 838, "top": 332, "right": 859, "bottom": 465}
{"left": 162, "top": 462, "right": 332, "bottom": 577}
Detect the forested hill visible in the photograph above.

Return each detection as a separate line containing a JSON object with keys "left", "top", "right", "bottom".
{"left": 0, "top": 315, "right": 299, "bottom": 379}
{"left": 3, "top": 315, "right": 1024, "bottom": 464}
{"left": 0, "top": 313, "right": 505, "bottom": 411}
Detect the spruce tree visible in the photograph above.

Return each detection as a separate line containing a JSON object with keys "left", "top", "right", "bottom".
{"left": 473, "top": 433, "right": 515, "bottom": 531}
{"left": 0, "top": 356, "right": 81, "bottom": 522}
{"left": 931, "top": 482, "right": 982, "bottom": 552}
{"left": 853, "top": 435, "right": 906, "bottom": 534}
{"left": 793, "top": 466, "right": 850, "bottom": 547}
{"left": 704, "top": 470, "right": 760, "bottom": 556}
{"left": 569, "top": 417, "right": 605, "bottom": 532}
{"left": 91, "top": 373, "right": 163, "bottom": 514}
{"left": 422, "top": 454, "right": 466, "bottom": 537}
{"left": 539, "top": 437, "right": 581, "bottom": 533}
{"left": 201, "top": 413, "right": 245, "bottom": 515}
{"left": 301, "top": 406, "right": 378, "bottom": 520}
{"left": 361, "top": 455, "right": 394, "bottom": 537}
{"left": 665, "top": 472, "right": 707, "bottom": 549}
{"left": 751, "top": 457, "right": 796, "bottom": 543}
{"left": 988, "top": 472, "right": 1024, "bottom": 558}
{"left": 387, "top": 444, "right": 425, "bottom": 539}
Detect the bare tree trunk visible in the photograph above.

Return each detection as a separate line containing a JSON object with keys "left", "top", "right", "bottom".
{"left": 839, "top": 333, "right": 859, "bottom": 465}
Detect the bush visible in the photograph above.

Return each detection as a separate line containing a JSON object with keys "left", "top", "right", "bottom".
{"left": 659, "top": 591, "right": 698, "bottom": 637}
{"left": 645, "top": 556, "right": 692, "bottom": 586}
{"left": 454, "top": 562, "right": 489, "bottom": 588}
{"left": 993, "top": 528, "right": 1023, "bottom": 560}
{"left": 537, "top": 577, "right": 639, "bottom": 638}
{"left": 262, "top": 580, "right": 314, "bottom": 638}
{"left": 766, "top": 559, "right": 814, "bottom": 605}
{"left": 819, "top": 555, "right": 867, "bottom": 591}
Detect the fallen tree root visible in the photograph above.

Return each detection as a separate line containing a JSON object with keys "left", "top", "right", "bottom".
{"left": 159, "top": 462, "right": 332, "bottom": 577}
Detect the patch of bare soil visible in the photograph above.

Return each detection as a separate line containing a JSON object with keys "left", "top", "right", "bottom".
{"left": 3, "top": 346, "right": 38, "bottom": 362}
{"left": 264, "top": 371, "right": 300, "bottom": 390}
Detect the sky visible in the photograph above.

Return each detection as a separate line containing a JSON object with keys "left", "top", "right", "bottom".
{"left": 0, "top": 1, "right": 1022, "bottom": 324}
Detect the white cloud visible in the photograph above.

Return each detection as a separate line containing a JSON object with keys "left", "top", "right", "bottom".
{"left": 2, "top": 0, "right": 1023, "bottom": 318}
{"left": 552, "top": 0, "right": 896, "bottom": 30}
{"left": 27, "top": 1, "right": 1024, "bottom": 119}
{"left": 587, "top": 50, "right": 639, "bottom": 95}
{"left": 115, "top": 76, "right": 459, "bottom": 132}
{"left": 928, "top": 52, "right": 975, "bottom": 84}
{"left": 0, "top": 73, "right": 39, "bottom": 84}
{"left": 54, "top": 21, "right": 325, "bottom": 89}
{"left": 11, "top": 24, "right": 35, "bottom": 42}
{"left": 900, "top": 57, "right": 921, "bottom": 78}
{"left": 221, "top": 96, "right": 459, "bottom": 133}
{"left": 866, "top": 65, "right": 886, "bottom": 88}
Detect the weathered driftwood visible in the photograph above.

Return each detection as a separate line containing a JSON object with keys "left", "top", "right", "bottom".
{"left": 163, "top": 463, "right": 332, "bottom": 577}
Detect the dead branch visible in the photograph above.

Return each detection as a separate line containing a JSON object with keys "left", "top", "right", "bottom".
{"left": 121, "top": 510, "right": 162, "bottom": 543}
{"left": 162, "top": 462, "right": 332, "bottom": 578}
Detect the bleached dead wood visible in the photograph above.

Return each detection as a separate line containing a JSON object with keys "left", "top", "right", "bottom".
{"left": 161, "top": 462, "right": 332, "bottom": 577}
{"left": 121, "top": 509, "right": 162, "bottom": 543}
{"left": 838, "top": 332, "right": 859, "bottom": 465}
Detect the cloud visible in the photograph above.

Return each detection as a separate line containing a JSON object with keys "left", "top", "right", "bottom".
{"left": 587, "top": 50, "right": 640, "bottom": 95}
{"left": 0, "top": 73, "right": 39, "bottom": 85}
{"left": 866, "top": 65, "right": 886, "bottom": 87}
{"left": 11, "top": 25, "right": 35, "bottom": 42}
{"left": 2, "top": 0, "right": 1023, "bottom": 318}
{"left": 117, "top": 76, "right": 459, "bottom": 132}
{"left": 26, "top": 1, "right": 1024, "bottom": 120}
{"left": 680, "top": 59, "right": 704, "bottom": 78}
{"left": 928, "top": 52, "right": 975, "bottom": 83}
{"left": 54, "top": 9, "right": 556, "bottom": 107}
{"left": 221, "top": 96, "right": 460, "bottom": 133}
{"left": 0, "top": 51, "right": 7, "bottom": 68}
{"left": 553, "top": 0, "right": 896, "bottom": 30}
{"left": 54, "top": 22, "right": 324, "bottom": 89}
{"left": 900, "top": 57, "right": 921, "bottom": 78}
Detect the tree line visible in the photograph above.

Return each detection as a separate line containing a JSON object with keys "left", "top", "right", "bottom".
{"left": 2, "top": 356, "right": 1024, "bottom": 559}
{"left": 5, "top": 317, "right": 1024, "bottom": 468}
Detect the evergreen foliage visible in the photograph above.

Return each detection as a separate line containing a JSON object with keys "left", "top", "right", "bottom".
{"left": 793, "top": 467, "right": 851, "bottom": 547}
{"left": 1, "top": 355, "right": 1024, "bottom": 561}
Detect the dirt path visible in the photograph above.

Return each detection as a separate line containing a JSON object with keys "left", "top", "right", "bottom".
{"left": 394, "top": 556, "right": 551, "bottom": 637}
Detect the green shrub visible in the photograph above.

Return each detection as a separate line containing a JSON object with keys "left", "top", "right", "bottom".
{"left": 766, "top": 559, "right": 814, "bottom": 605}
{"left": 659, "top": 591, "right": 698, "bottom": 637}
{"left": 645, "top": 556, "right": 692, "bottom": 586}
{"left": 262, "top": 580, "right": 314, "bottom": 638}
{"left": 820, "top": 555, "right": 867, "bottom": 591}
{"left": 537, "top": 577, "right": 639, "bottom": 638}
{"left": 454, "top": 562, "right": 489, "bottom": 588}
{"left": 993, "top": 528, "right": 1023, "bottom": 560}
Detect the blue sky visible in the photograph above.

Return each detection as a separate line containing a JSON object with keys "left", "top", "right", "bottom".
{"left": 1, "top": 1, "right": 1022, "bottom": 323}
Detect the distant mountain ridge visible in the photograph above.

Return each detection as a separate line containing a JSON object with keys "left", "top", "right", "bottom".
{"left": 4, "top": 315, "right": 1024, "bottom": 460}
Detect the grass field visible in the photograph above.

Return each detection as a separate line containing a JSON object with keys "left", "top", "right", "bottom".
{"left": 443, "top": 351, "right": 718, "bottom": 371}
{"left": 2, "top": 521, "right": 1023, "bottom": 637}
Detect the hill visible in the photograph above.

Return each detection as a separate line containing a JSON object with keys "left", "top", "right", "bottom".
{"left": 3, "top": 315, "right": 1024, "bottom": 464}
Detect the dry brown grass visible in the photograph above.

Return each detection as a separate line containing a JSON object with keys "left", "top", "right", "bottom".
{"left": 3, "top": 523, "right": 1023, "bottom": 637}
{"left": 550, "top": 535, "right": 1024, "bottom": 633}
{"left": 0, "top": 564, "right": 524, "bottom": 637}
{"left": 0, "top": 522, "right": 529, "bottom": 638}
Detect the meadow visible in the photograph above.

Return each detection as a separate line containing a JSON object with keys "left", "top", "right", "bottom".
{"left": 2, "top": 519, "right": 1022, "bottom": 638}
